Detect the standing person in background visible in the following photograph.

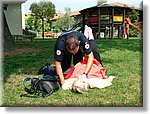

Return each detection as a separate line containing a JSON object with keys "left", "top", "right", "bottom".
{"left": 124, "top": 19, "right": 129, "bottom": 39}
{"left": 84, "top": 25, "right": 104, "bottom": 67}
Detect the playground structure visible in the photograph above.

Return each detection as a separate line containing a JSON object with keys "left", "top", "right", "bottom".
{"left": 71, "top": 2, "right": 143, "bottom": 39}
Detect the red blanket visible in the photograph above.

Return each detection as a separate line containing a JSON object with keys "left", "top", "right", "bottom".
{"left": 64, "top": 56, "right": 106, "bottom": 79}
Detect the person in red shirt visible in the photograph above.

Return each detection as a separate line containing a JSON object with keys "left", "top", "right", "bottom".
{"left": 124, "top": 19, "right": 129, "bottom": 39}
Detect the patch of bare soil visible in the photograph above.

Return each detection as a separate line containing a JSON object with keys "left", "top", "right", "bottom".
{"left": 4, "top": 47, "right": 41, "bottom": 56}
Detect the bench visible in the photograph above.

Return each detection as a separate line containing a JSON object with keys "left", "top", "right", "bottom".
{"left": 13, "top": 35, "right": 34, "bottom": 42}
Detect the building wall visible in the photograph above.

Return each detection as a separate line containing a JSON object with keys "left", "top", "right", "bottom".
{"left": 4, "top": 4, "right": 22, "bottom": 35}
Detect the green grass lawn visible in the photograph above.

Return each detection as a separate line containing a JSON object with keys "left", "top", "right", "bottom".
{"left": 2, "top": 37, "right": 143, "bottom": 107}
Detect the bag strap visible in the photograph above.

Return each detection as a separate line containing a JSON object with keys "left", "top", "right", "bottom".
{"left": 23, "top": 77, "right": 35, "bottom": 94}
{"left": 21, "top": 78, "right": 44, "bottom": 98}
{"left": 40, "top": 77, "right": 57, "bottom": 81}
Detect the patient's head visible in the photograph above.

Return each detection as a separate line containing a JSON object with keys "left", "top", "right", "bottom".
{"left": 72, "top": 76, "right": 89, "bottom": 93}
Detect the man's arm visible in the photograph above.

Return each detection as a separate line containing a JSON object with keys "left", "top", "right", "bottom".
{"left": 84, "top": 52, "right": 94, "bottom": 75}
{"left": 55, "top": 61, "right": 65, "bottom": 85}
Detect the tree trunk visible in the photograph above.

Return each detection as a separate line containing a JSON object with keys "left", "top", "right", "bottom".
{"left": 42, "top": 18, "right": 44, "bottom": 40}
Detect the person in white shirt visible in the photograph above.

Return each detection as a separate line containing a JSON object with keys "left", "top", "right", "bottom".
{"left": 84, "top": 25, "right": 103, "bottom": 66}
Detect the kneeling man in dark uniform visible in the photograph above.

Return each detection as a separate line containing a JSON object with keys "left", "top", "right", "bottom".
{"left": 54, "top": 31, "right": 101, "bottom": 85}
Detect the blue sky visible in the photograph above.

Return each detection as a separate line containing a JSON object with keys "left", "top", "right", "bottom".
{"left": 23, "top": 0, "right": 142, "bottom": 13}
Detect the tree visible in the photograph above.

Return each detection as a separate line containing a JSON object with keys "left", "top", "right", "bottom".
{"left": 30, "top": 0, "right": 55, "bottom": 39}
{"left": 128, "top": 7, "right": 140, "bottom": 37}
{"left": 54, "top": 6, "right": 75, "bottom": 32}
{"left": 97, "top": 0, "right": 108, "bottom": 5}
{"left": 128, "top": 7, "right": 140, "bottom": 23}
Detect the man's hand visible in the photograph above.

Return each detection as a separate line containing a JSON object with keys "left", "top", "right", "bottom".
{"left": 60, "top": 79, "right": 65, "bottom": 85}
{"left": 55, "top": 61, "right": 65, "bottom": 85}
{"left": 78, "top": 74, "right": 87, "bottom": 82}
{"left": 80, "top": 73, "right": 87, "bottom": 80}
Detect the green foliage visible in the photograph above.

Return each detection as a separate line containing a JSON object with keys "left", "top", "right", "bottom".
{"left": 97, "top": 0, "right": 108, "bottom": 5}
{"left": 55, "top": 14, "right": 75, "bottom": 32}
{"left": 54, "top": 7, "right": 75, "bottom": 32}
{"left": 25, "top": 15, "right": 41, "bottom": 32}
{"left": 100, "top": 15, "right": 109, "bottom": 20}
{"left": 129, "top": 27, "right": 139, "bottom": 37}
{"left": 128, "top": 7, "right": 140, "bottom": 23}
{"left": 3, "top": 38, "right": 143, "bottom": 106}
{"left": 128, "top": 7, "right": 140, "bottom": 37}
{"left": 29, "top": 0, "right": 55, "bottom": 20}
{"left": 44, "top": 22, "right": 51, "bottom": 32}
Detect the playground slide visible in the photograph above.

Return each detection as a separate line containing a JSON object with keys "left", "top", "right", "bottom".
{"left": 125, "top": 18, "right": 142, "bottom": 33}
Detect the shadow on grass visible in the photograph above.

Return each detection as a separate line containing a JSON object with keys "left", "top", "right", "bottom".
{"left": 3, "top": 40, "right": 56, "bottom": 82}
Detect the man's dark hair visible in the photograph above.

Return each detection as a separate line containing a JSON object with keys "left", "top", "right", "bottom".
{"left": 65, "top": 35, "right": 80, "bottom": 51}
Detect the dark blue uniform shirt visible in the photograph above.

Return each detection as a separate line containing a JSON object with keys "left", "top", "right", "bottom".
{"left": 54, "top": 31, "right": 92, "bottom": 62}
